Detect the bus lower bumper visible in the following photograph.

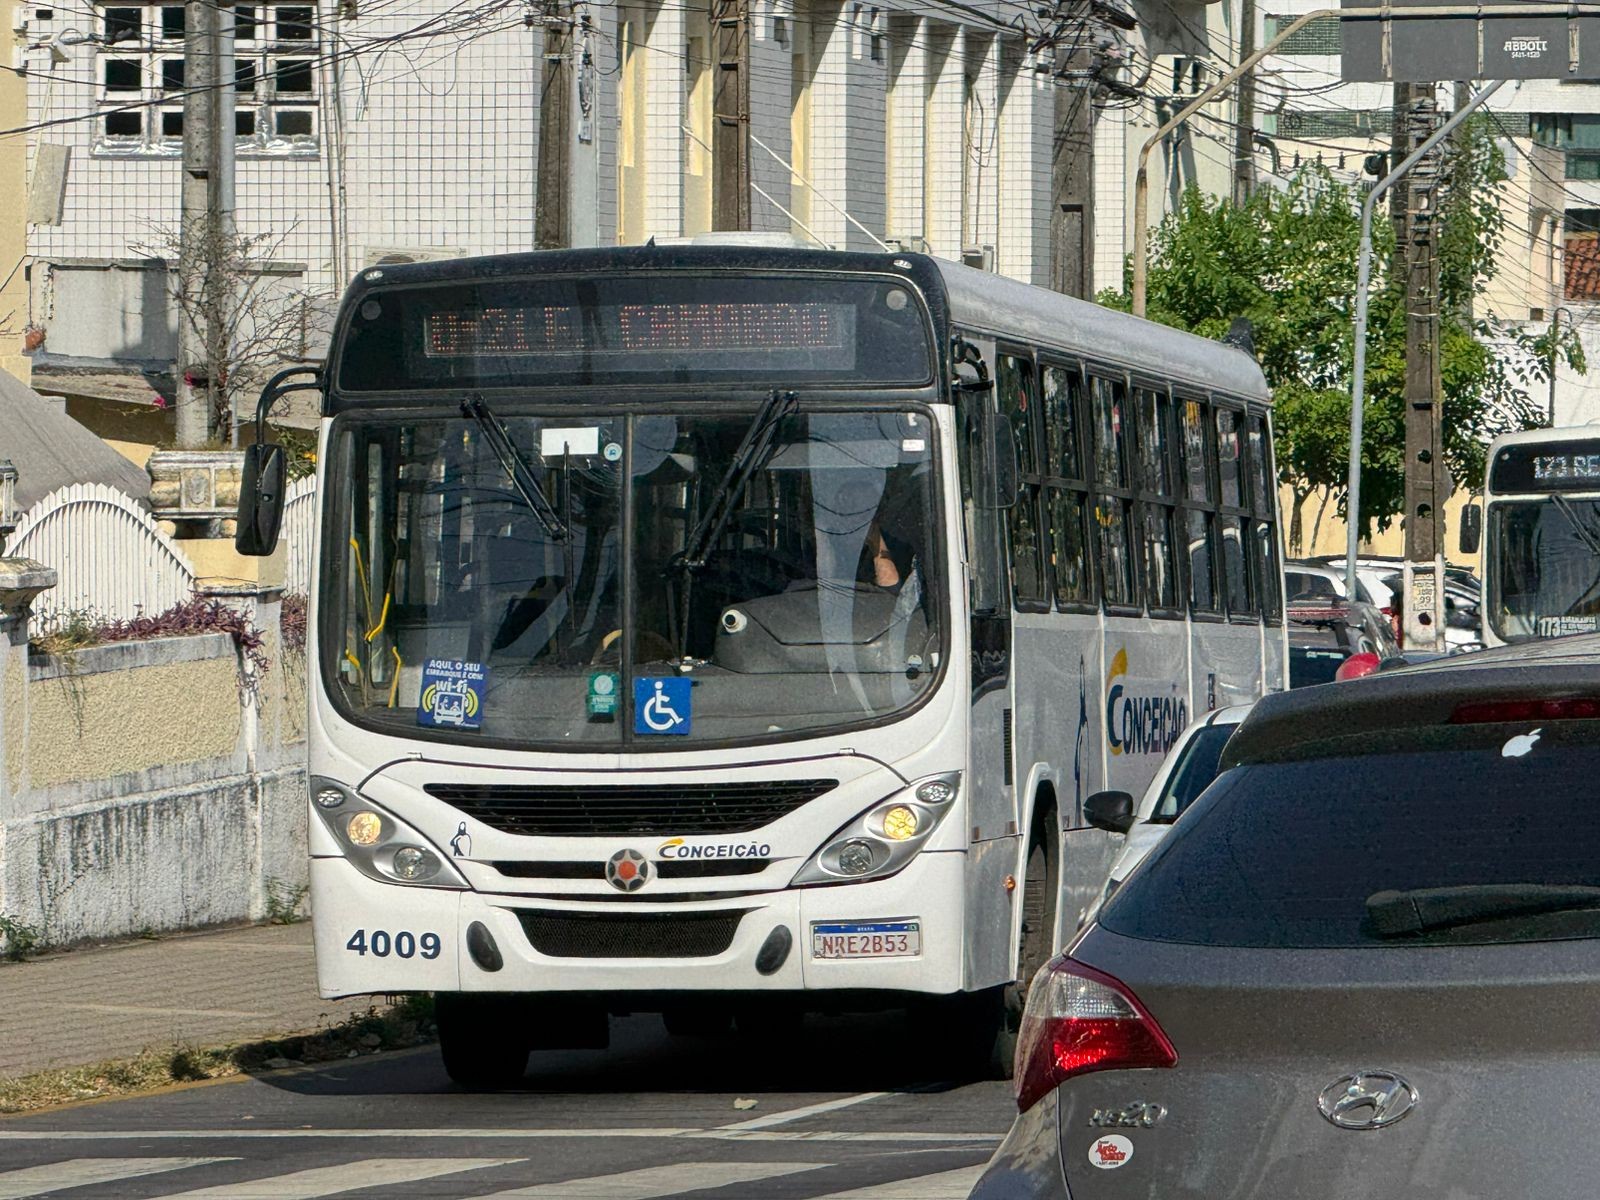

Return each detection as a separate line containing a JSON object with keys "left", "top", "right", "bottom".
{"left": 311, "top": 852, "right": 969, "bottom": 999}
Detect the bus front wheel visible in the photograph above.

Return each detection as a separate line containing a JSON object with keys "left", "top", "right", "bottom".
{"left": 435, "top": 993, "right": 531, "bottom": 1090}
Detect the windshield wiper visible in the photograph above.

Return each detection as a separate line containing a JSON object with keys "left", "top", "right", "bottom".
{"left": 461, "top": 395, "right": 569, "bottom": 542}
{"left": 676, "top": 389, "right": 798, "bottom": 571}
{"left": 1550, "top": 493, "right": 1600, "bottom": 559}
{"left": 1367, "top": 884, "right": 1600, "bottom": 937}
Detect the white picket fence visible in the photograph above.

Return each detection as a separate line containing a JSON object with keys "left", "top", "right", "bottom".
{"left": 6, "top": 482, "right": 197, "bottom": 623}
{"left": 282, "top": 475, "right": 317, "bottom": 597}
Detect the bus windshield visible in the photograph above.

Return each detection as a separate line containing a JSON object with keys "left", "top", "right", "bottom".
{"left": 326, "top": 404, "right": 943, "bottom": 748}
{"left": 1489, "top": 497, "right": 1600, "bottom": 640}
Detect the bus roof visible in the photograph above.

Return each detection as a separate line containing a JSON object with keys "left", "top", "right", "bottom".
{"left": 331, "top": 244, "right": 1269, "bottom": 405}
{"left": 929, "top": 255, "right": 1270, "bottom": 404}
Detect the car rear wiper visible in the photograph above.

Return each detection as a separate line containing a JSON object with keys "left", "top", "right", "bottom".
{"left": 1366, "top": 884, "right": 1600, "bottom": 937}
{"left": 461, "top": 394, "right": 569, "bottom": 542}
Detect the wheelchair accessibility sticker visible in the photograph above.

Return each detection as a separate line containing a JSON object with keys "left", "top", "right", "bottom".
{"left": 634, "top": 676, "right": 691, "bottom": 735}
{"left": 418, "top": 659, "right": 488, "bottom": 729}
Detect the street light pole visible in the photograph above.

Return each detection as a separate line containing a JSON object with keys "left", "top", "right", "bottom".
{"left": 1343, "top": 78, "right": 1505, "bottom": 604}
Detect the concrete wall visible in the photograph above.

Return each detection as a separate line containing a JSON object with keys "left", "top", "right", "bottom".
{"left": 0, "top": 585, "right": 307, "bottom": 947}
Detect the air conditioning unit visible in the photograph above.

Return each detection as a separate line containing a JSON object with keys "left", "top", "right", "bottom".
{"left": 961, "top": 245, "right": 994, "bottom": 272}
{"left": 362, "top": 245, "right": 465, "bottom": 268}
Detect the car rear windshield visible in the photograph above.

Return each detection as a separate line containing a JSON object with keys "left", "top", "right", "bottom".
{"left": 1100, "top": 723, "right": 1600, "bottom": 947}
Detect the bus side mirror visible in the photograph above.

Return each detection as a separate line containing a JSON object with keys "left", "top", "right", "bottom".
{"left": 235, "top": 441, "right": 287, "bottom": 556}
{"left": 1459, "top": 503, "right": 1481, "bottom": 556}
{"left": 987, "top": 417, "right": 1019, "bottom": 511}
{"left": 1085, "top": 790, "right": 1136, "bottom": 834}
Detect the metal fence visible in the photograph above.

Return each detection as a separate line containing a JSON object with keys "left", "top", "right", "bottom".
{"left": 6, "top": 482, "right": 197, "bottom": 623}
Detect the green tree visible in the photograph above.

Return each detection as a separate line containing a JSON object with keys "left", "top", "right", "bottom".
{"left": 1100, "top": 140, "right": 1582, "bottom": 550}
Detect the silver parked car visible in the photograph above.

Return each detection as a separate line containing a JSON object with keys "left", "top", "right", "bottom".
{"left": 972, "top": 656, "right": 1600, "bottom": 1199}
{"left": 1079, "top": 703, "right": 1252, "bottom": 926}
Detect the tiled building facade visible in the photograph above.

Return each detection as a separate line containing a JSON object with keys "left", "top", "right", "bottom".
{"left": 16, "top": 0, "right": 1234, "bottom": 366}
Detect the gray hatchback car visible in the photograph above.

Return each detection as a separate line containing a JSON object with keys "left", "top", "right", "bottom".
{"left": 971, "top": 657, "right": 1600, "bottom": 1199}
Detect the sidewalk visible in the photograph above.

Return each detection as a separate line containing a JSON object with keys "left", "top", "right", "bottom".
{"left": 0, "top": 922, "right": 381, "bottom": 1079}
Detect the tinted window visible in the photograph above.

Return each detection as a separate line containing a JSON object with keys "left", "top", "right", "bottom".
{"left": 1288, "top": 644, "right": 1347, "bottom": 687}
{"left": 1150, "top": 724, "right": 1235, "bottom": 822}
{"left": 1000, "top": 354, "right": 1046, "bottom": 607}
{"left": 1102, "top": 727, "right": 1600, "bottom": 947}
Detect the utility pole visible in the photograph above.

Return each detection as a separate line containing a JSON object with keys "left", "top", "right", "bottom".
{"left": 175, "top": 0, "right": 235, "bottom": 450}
{"left": 176, "top": 0, "right": 216, "bottom": 447}
{"left": 536, "top": 3, "right": 572, "bottom": 249}
{"left": 1051, "top": 30, "right": 1095, "bottom": 296}
{"left": 1232, "top": 0, "right": 1256, "bottom": 205}
{"left": 1400, "top": 90, "right": 1447, "bottom": 652}
{"left": 711, "top": 0, "right": 750, "bottom": 230}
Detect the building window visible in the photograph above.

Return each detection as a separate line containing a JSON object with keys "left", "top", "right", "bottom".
{"left": 1261, "top": 13, "right": 1341, "bottom": 54}
{"left": 1533, "top": 114, "right": 1600, "bottom": 179}
{"left": 92, "top": 0, "right": 320, "bottom": 158}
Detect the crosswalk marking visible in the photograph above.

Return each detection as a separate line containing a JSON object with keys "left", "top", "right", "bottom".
{"left": 157, "top": 1158, "right": 521, "bottom": 1199}
{"left": 478, "top": 1161, "right": 819, "bottom": 1198}
{"left": 0, "top": 1158, "right": 232, "bottom": 1199}
{"left": 812, "top": 1165, "right": 989, "bottom": 1198}
{"left": 717, "top": 1093, "right": 889, "bottom": 1132}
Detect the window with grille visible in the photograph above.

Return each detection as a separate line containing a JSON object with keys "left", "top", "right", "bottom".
{"left": 92, "top": 1, "right": 319, "bottom": 157}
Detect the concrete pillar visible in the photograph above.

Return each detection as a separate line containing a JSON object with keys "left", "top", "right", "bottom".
{"left": 1095, "top": 106, "right": 1129, "bottom": 296}
{"left": 804, "top": 1, "right": 888, "bottom": 250}
{"left": 924, "top": 23, "right": 965, "bottom": 260}
{"left": 963, "top": 31, "right": 999, "bottom": 264}
{"left": 749, "top": 0, "right": 797, "bottom": 232}
{"left": 996, "top": 39, "right": 1052, "bottom": 286}
{"left": 0, "top": 559, "right": 55, "bottom": 892}
{"left": 886, "top": 14, "right": 928, "bottom": 250}
{"left": 643, "top": 0, "right": 688, "bottom": 240}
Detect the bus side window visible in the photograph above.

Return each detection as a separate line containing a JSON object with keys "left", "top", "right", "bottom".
{"left": 1043, "top": 363, "right": 1093, "bottom": 608}
{"left": 1247, "top": 412, "right": 1283, "bottom": 623}
{"left": 999, "top": 353, "right": 1049, "bottom": 609}
{"left": 1091, "top": 374, "right": 1137, "bottom": 609}
{"left": 1135, "top": 386, "right": 1180, "bottom": 613}
{"left": 955, "top": 369, "right": 1009, "bottom": 618}
{"left": 1180, "top": 397, "right": 1219, "bottom": 614}
{"left": 1214, "top": 405, "right": 1254, "bottom": 618}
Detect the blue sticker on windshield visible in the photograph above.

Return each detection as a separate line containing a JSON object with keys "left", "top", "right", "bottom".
{"left": 635, "top": 676, "right": 691, "bottom": 735}
{"left": 419, "top": 659, "right": 488, "bottom": 729}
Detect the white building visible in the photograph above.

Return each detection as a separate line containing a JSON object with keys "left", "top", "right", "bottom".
{"left": 16, "top": 0, "right": 1240, "bottom": 373}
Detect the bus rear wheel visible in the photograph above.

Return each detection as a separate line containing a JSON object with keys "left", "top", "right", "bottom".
{"left": 435, "top": 993, "right": 530, "bottom": 1090}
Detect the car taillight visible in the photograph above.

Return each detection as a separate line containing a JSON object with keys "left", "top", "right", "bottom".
{"left": 1013, "top": 957, "right": 1177, "bottom": 1113}
{"left": 1451, "top": 697, "right": 1600, "bottom": 723}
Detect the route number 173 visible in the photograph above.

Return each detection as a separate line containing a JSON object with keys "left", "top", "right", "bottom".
{"left": 345, "top": 929, "right": 442, "bottom": 959}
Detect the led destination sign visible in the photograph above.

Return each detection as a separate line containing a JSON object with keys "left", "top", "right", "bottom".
{"left": 1489, "top": 440, "right": 1600, "bottom": 493}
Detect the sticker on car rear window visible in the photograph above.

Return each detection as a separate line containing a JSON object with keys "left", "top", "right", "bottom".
{"left": 1503, "top": 728, "right": 1542, "bottom": 758}
{"left": 1088, "top": 1135, "right": 1133, "bottom": 1169}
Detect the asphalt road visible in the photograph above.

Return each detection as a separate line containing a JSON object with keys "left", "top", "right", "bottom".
{"left": 0, "top": 1012, "right": 1014, "bottom": 1199}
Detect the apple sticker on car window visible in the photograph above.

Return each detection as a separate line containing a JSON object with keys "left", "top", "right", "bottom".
{"left": 1502, "top": 729, "right": 1542, "bottom": 759}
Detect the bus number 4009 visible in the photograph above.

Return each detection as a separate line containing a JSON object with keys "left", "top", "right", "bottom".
{"left": 345, "top": 929, "right": 442, "bottom": 959}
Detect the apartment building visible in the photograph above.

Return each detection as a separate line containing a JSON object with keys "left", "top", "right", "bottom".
{"left": 12, "top": 0, "right": 1238, "bottom": 379}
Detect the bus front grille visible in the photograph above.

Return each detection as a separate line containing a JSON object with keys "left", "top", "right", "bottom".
{"left": 513, "top": 908, "right": 749, "bottom": 958}
{"left": 423, "top": 779, "right": 837, "bottom": 836}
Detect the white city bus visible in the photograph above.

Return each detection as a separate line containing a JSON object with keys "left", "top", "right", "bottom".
{"left": 1469, "top": 425, "right": 1600, "bottom": 646}
{"left": 235, "top": 243, "right": 1285, "bottom": 1086}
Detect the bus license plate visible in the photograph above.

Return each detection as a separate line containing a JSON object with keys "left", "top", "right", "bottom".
{"left": 811, "top": 921, "right": 921, "bottom": 959}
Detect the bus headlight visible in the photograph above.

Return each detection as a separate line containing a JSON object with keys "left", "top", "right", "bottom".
{"left": 310, "top": 776, "right": 467, "bottom": 889}
{"left": 792, "top": 772, "right": 960, "bottom": 887}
